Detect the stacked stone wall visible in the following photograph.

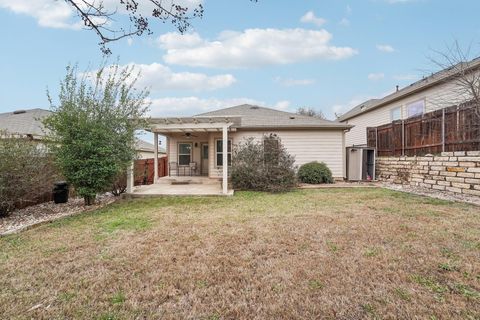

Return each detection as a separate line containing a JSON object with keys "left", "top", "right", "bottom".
{"left": 377, "top": 151, "right": 480, "bottom": 197}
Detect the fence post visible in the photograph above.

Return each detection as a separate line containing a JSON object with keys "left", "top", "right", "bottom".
{"left": 441, "top": 108, "right": 445, "bottom": 152}
{"left": 401, "top": 120, "right": 405, "bottom": 156}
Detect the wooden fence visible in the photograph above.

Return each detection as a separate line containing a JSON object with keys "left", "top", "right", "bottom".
{"left": 367, "top": 104, "right": 480, "bottom": 156}
{"left": 134, "top": 157, "right": 168, "bottom": 186}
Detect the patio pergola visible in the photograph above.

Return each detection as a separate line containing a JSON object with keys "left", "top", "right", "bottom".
{"left": 126, "top": 116, "right": 241, "bottom": 195}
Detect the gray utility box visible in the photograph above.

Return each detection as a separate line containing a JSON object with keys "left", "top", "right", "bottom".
{"left": 346, "top": 147, "right": 376, "bottom": 181}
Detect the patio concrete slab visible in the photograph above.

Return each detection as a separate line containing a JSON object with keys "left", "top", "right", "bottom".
{"left": 129, "top": 182, "right": 234, "bottom": 197}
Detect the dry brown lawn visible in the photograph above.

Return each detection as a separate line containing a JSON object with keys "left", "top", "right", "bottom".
{"left": 0, "top": 188, "right": 479, "bottom": 319}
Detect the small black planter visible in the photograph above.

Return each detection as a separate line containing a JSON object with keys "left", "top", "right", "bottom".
{"left": 53, "top": 181, "right": 69, "bottom": 204}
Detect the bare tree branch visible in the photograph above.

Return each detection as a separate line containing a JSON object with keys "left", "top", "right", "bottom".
{"left": 64, "top": 0, "right": 258, "bottom": 54}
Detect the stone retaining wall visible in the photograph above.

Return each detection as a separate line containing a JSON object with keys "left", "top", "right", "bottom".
{"left": 376, "top": 151, "right": 480, "bottom": 197}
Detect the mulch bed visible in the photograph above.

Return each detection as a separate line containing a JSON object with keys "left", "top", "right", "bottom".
{"left": 0, "top": 194, "right": 116, "bottom": 236}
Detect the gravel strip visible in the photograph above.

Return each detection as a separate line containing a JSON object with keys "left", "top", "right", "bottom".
{"left": 0, "top": 194, "right": 117, "bottom": 236}
{"left": 382, "top": 183, "right": 480, "bottom": 206}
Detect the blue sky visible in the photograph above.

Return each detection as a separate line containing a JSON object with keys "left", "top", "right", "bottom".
{"left": 1, "top": 0, "right": 480, "bottom": 120}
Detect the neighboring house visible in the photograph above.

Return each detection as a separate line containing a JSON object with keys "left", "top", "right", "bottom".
{"left": 135, "top": 139, "right": 166, "bottom": 159}
{"left": 0, "top": 108, "right": 160, "bottom": 158}
{"left": 338, "top": 58, "right": 480, "bottom": 147}
{"left": 0, "top": 108, "right": 51, "bottom": 139}
{"left": 144, "top": 104, "right": 352, "bottom": 194}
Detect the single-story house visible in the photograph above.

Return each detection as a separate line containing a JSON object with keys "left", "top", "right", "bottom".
{"left": 0, "top": 108, "right": 165, "bottom": 157}
{"left": 338, "top": 57, "right": 480, "bottom": 147}
{"left": 137, "top": 104, "right": 352, "bottom": 194}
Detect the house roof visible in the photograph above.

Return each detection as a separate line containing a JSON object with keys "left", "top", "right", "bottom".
{"left": 195, "top": 104, "right": 351, "bottom": 129}
{"left": 135, "top": 139, "right": 166, "bottom": 154}
{"left": 337, "top": 57, "right": 480, "bottom": 122}
{"left": 0, "top": 108, "right": 52, "bottom": 138}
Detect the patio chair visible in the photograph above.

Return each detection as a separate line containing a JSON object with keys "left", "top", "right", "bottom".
{"left": 189, "top": 162, "right": 197, "bottom": 176}
{"left": 169, "top": 162, "right": 178, "bottom": 176}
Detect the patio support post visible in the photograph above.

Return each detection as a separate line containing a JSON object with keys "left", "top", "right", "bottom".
{"left": 222, "top": 125, "right": 228, "bottom": 195}
{"left": 126, "top": 161, "right": 134, "bottom": 193}
{"left": 154, "top": 132, "right": 159, "bottom": 183}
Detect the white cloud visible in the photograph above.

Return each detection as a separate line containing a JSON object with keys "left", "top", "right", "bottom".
{"left": 87, "top": 63, "right": 235, "bottom": 92}
{"left": 376, "top": 44, "right": 395, "bottom": 53}
{"left": 148, "top": 97, "right": 291, "bottom": 117}
{"left": 339, "top": 18, "right": 350, "bottom": 27}
{"left": 274, "top": 77, "right": 315, "bottom": 87}
{"left": 300, "top": 11, "right": 327, "bottom": 27}
{"left": 0, "top": 0, "right": 82, "bottom": 29}
{"left": 0, "top": 0, "right": 202, "bottom": 30}
{"left": 158, "top": 28, "right": 358, "bottom": 68}
{"left": 346, "top": 5, "right": 353, "bottom": 15}
{"left": 368, "top": 73, "right": 385, "bottom": 81}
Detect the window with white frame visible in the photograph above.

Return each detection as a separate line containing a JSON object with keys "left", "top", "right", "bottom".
{"left": 178, "top": 143, "right": 192, "bottom": 166}
{"left": 391, "top": 107, "right": 402, "bottom": 121}
{"left": 215, "top": 139, "right": 232, "bottom": 167}
{"left": 406, "top": 99, "right": 425, "bottom": 118}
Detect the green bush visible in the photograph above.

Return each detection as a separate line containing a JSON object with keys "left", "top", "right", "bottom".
{"left": 44, "top": 64, "right": 149, "bottom": 205}
{"left": 297, "top": 161, "right": 334, "bottom": 184}
{"left": 231, "top": 134, "right": 296, "bottom": 192}
{"left": 0, "top": 131, "right": 60, "bottom": 216}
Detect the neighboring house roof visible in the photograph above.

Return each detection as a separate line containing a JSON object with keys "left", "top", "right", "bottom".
{"left": 0, "top": 108, "right": 52, "bottom": 138}
{"left": 195, "top": 104, "right": 351, "bottom": 129}
{"left": 337, "top": 57, "right": 480, "bottom": 122}
{"left": 135, "top": 139, "right": 166, "bottom": 154}
{"left": 0, "top": 108, "right": 162, "bottom": 153}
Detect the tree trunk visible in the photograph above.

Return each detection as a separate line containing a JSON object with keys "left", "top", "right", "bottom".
{"left": 84, "top": 195, "right": 96, "bottom": 206}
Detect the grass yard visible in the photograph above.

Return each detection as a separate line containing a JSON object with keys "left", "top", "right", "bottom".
{"left": 0, "top": 188, "right": 479, "bottom": 319}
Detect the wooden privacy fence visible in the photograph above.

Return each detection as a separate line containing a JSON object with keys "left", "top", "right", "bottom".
{"left": 134, "top": 157, "right": 168, "bottom": 186}
{"left": 367, "top": 104, "right": 480, "bottom": 157}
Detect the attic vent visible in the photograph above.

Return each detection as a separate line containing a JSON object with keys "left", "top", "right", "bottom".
{"left": 250, "top": 106, "right": 259, "bottom": 110}
{"left": 289, "top": 116, "right": 295, "bottom": 119}
{"left": 360, "top": 105, "right": 366, "bottom": 111}
{"left": 13, "top": 110, "right": 26, "bottom": 115}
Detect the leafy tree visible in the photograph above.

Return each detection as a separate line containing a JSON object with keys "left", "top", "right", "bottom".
{"left": 65, "top": 0, "right": 257, "bottom": 54}
{"left": 0, "top": 131, "right": 59, "bottom": 216}
{"left": 296, "top": 107, "right": 326, "bottom": 119}
{"left": 231, "top": 134, "right": 296, "bottom": 192}
{"left": 44, "top": 64, "right": 149, "bottom": 205}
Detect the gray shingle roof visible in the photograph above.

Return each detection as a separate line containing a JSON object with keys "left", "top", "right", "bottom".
{"left": 135, "top": 139, "right": 166, "bottom": 154}
{"left": 337, "top": 57, "right": 480, "bottom": 122}
{"left": 0, "top": 108, "right": 51, "bottom": 138}
{"left": 195, "top": 104, "right": 351, "bottom": 129}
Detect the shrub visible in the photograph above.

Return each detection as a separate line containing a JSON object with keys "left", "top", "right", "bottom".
{"left": 44, "top": 64, "right": 149, "bottom": 205}
{"left": 231, "top": 134, "right": 296, "bottom": 192}
{"left": 0, "top": 131, "right": 60, "bottom": 216}
{"left": 297, "top": 161, "right": 334, "bottom": 184}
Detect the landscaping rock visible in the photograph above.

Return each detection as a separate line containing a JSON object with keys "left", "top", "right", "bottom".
{"left": 0, "top": 194, "right": 116, "bottom": 235}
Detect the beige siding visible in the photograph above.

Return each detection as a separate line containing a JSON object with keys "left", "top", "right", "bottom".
{"left": 230, "top": 129, "right": 345, "bottom": 178}
{"left": 342, "top": 78, "right": 473, "bottom": 147}
{"left": 165, "top": 130, "right": 346, "bottom": 179}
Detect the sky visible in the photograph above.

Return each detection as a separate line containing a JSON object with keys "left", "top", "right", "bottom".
{"left": 1, "top": 0, "right": 480, "bottom": 121}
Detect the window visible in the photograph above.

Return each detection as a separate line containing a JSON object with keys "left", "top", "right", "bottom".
{"left": 263, "top": 136, "right": 280, "bottom": 163}
{"left": 215, "top": 139, "right": 232, "bottom": 167}
{"left": 406, "top": 99, "right": 425, "bottom": 117}
{"left": 178, "top": 143, "right": 192, "bottom": 165}
{"left": 391, "top": 107, "right": 402, "bottom": 121}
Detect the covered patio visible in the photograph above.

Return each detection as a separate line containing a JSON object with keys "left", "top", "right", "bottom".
{"left": 126, "top": 116, "right": 241, "bottom": 196}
